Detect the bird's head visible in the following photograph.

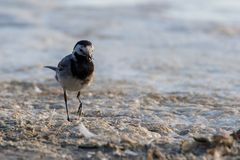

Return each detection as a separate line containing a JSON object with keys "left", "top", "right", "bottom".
{"left": 72, "top": 40, "right": 94, "bottom": 60}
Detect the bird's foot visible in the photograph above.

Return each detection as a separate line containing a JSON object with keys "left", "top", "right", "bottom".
{"left": 77, "top": 103, "right": 83, "bottom": 117}
{"left": 67, "top": 117, "right": 72, "bottom": 122}
{"left": 77, "top": 109, "right": 83, "bottom": 117}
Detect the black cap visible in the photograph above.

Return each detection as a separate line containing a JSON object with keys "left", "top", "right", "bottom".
{"left": 74, "top": 40, "right": 92, "bottom": 49}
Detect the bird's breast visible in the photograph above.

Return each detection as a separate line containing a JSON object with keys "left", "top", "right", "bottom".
{"left": 70, "top": 58, "right": 94, "bottom": 80}
{"left": 57, "top": 71, "right": 94, "bottom": 91}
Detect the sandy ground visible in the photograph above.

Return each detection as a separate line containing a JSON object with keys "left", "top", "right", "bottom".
{"left": 0, "top": 80, "right": 239, "bottom": 159}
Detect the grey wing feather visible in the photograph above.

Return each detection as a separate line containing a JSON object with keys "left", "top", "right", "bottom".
{"left": 57, "top": 54, "right": 72, "bottom": 71}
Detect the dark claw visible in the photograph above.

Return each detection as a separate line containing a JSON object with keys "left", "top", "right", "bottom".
{"left": 77, "top": 102, "right": 83, "bottom": 117}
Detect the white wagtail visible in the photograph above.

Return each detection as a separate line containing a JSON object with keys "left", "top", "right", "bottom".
{"left": 45, "top": 40, "right": 94, "bottom": 121}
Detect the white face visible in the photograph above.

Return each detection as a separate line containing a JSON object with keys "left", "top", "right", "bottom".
{"left": 74, "top": 44, "right": 86, "bottom": 56}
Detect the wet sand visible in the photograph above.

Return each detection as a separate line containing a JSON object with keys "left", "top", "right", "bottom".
{"left": 0, "top": 80, "right": 239, "bottom": 159}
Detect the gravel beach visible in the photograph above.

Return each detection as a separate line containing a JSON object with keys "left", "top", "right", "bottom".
{"left": 0, "top": 80, "right": 240, "bottom": 159}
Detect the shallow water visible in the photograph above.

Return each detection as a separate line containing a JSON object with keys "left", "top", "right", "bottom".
{"left": 0, "top": 0, "right": 240, "bottom": 159}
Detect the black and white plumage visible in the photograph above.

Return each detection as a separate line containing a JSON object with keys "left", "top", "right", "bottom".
{"left": 45, "top": 40, "right": 94, "bottom": 121}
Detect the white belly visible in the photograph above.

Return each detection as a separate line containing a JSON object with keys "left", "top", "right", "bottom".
{"left": 58, "top": 77, "right": 85, "bottom": 91}
{"left": 56, "top": 67, "right": 94, "bottom": 91}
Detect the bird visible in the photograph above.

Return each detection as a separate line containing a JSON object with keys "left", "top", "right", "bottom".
{"left": 45, "top": 40, "right": 95, "bottom": 121}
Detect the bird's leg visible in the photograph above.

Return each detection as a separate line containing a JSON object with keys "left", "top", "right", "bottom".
{"left": 63, "top": 89, "right": 70, "bottom": 121}
{"left": 77, "top": 91, "right": 83, "bottom": 117}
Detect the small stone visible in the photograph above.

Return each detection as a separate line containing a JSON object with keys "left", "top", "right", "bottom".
{"left": 34, "top": 85, "right": 42, "bottom": 93}
{"left": 124, "top": 149, "right": 138, "bottom": 156}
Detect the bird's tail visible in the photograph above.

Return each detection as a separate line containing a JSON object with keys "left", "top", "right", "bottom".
{"left": 44, "top": 66, "right": 58, "bottom": 71}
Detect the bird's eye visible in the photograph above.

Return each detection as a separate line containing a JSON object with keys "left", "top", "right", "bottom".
{"left": 80, "top": 49, "right": 84, "bottom": 53}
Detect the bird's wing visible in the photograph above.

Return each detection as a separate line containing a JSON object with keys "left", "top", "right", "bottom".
{"left": 57, "top": 54, "right": 72, "bottom": 71}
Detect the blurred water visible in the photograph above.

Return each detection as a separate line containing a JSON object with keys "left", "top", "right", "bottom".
{"left": 0, "top": 0, "right": 240, "bottom": 96}
{"left": 61, "top": 0, "right": 150, "bottom": 7}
